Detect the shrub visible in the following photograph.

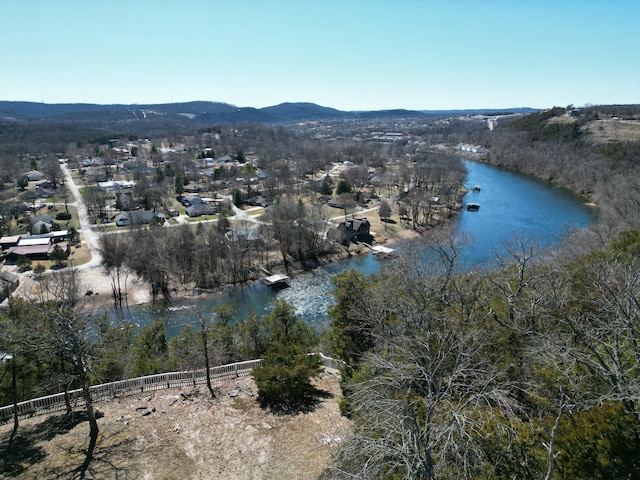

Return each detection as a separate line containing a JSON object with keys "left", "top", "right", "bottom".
{"left": 253, "top": 344, "right": 323, "bottom": 413}
{"left": 16, "top": 256, "right": 32, "bottom": 271}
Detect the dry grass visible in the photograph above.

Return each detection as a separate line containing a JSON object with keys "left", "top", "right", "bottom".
{"left": 582, "top": 119, "right": 640, "bottom": 143}
{"left": 0, "top": 370, "right": 351, "bottom": 480}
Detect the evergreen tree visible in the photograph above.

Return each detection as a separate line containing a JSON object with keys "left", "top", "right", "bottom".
{"left": 253, "top": 300, "right": 321, "bottom": 412}
{"left": 174, "top": 171, "right": 184, "bottom": 196}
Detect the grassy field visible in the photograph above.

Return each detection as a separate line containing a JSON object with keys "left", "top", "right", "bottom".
{"left": 546, "top": 114, "right": 640, "bottom": 143}
{"left": 583, "top": 118, "right": 640, "bottom": 143}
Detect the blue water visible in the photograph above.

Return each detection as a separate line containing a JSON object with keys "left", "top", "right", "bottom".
{"left": 457, "top": 160, "right": 593, "bottom": 266}
{"left": 116, "top": 160, "right": 594, "bottom": 335}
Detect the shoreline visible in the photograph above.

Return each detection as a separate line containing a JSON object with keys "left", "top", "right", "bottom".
{"left": 67, "top": 231, "right": 422, "bottom": 314}
{"left": 80, "top": 215, "right": 447, "bottom": 314}
{"left": 6, "top": 196, "right": 461, "bottom": 314}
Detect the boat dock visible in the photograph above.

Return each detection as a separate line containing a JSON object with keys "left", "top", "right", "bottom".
{"left": 371, "top": 245, "right": 396, "bottom": 256}
{"left": 263, "top": 273, "right": 290, "bottom": 288}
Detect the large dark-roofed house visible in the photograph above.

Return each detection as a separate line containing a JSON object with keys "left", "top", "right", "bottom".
{"left": 186, "top": 204, "right": 217, "bottom": 217}
{"left": 327, "top": 217, "right": 371, "bottom": 244}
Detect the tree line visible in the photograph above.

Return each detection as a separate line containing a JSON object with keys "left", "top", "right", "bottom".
{"left": 321, "top": 227, "right": 640, "bottom": 479}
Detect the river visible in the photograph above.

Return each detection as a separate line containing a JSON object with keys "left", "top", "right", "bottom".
{"left": 115, "top": 160, "right": 594, "bottom": 336}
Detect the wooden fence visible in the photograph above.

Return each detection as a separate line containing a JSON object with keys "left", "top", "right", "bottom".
{"left": 0, "top": 353, "right": 342, "bottom": 424}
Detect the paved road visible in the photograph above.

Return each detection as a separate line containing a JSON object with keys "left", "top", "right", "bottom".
{"left": 61, "top": 164, "right": 103, "bottom": 268}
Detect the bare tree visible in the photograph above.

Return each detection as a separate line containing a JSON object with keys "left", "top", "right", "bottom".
{"left": 330, "top": 287, "right": 516, "bottom": 479}
{"left": 29, "top": 268, "right": 104, "bottom": 479}
{"left": 378, "top": 200, "right": 392, "bottom": 230}
{"left": 547, "top": 256, "right": 640, "bottom": 419}
{"left": 328, "top": 242, "right": 519, "bottom": 479}
{"left": 194, "top": 309, "right": 217, "bottom": 398}
{"left": 100, "top": 233, "right": 130, "bottom": 309}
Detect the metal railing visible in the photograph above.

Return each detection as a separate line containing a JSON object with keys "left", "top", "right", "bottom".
{"left": 0, "top": 359, "right": 262, "bottom": 424}
{"left": 0, "top": 353, "right": 342, "bottom": 424}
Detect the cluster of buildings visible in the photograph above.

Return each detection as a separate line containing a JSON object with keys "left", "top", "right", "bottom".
{"left": 455, "top": 144, "right": 485, "bottom": 154}
{"left": 0, "top": 230, "right": 71, "bottom": 261}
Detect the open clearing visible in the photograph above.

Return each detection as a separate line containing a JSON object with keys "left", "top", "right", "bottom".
{"left": 0, "top": 369, "right": 351, "bottom": 480}
{"left": 583, "top": 118, "right": 640, "bottom": 143}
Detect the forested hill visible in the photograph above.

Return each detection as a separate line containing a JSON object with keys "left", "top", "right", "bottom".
{"left": 0, "top": 100, "right": 418, "bottom": 125}
{"left": 0, "top": 100, "right": 536, "bottom": 127}
{"left": 485, "top": 104, "right": 640, "bottom": 234}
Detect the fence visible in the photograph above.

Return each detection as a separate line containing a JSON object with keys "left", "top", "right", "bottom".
{"left": 0, "top": 353, "right": 342, "bottom": 424}
{"left": 0, "top": 359, "right": 262, "bottom": 424}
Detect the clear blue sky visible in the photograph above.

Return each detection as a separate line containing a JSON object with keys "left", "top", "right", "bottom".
{"left": 2, "top": 0, "right": 638, "bottom": 111}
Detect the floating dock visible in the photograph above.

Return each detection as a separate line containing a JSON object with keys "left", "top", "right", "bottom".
{"left": 371, "top": 245, "right": 396, "bottom": 256}
{"left": 263, "top": 274, "right": 290, "bottom": 288}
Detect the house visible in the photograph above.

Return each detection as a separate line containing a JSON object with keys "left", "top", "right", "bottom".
{"left": 327, "top": 217, "right": 371, "bottom": 244}
{"left": 185, "top": 204, "right": 217, "bottom": 218}
{"left": 5, "top": 244, "right": 54, "bottom": 260}
{"left": 24, "top": 170, "right": 45, "bottom": 182}
{"left": 34, "top": 179, "right": 55, "bottom": 190}
{"left": 0, "top": 235, "right": 23, "bottom": 250}
{"left": 29, "top": 214, "right": 53, "bottom": 234}
{"left": 98, "top": 180, "right": 135, "bottom": 192}
{"left": 225, "top": 228, "right": 262, "bottom": 243}
{"left": 4, "top": 235, "right": 69, "bottom": 261}
{"left": 455, "top": 144, "right": 485, "bottom": 154}
{"left": 181, "top": 194, "right": 202, "bottom": 207}
{"left": 183, "top": 181, "right": 206, "bottom": 193}
{"left": 245, "top": 195, "right": 269, "bottom": 207}
{"left": 82, "top": 157, "right": 104, "bottom": 167}
{"left": 114, "top": 210, "right": 166, "bottom": 227}
{"left": 215, "top": 155, "right": 234, "bottom": 164}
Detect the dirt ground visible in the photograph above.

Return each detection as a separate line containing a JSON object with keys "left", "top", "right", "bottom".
{"left": 0, "top": 369, "right": 351, "bottom": 480}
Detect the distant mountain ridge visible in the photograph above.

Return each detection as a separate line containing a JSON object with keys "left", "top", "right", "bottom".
{"left": 0, "top": 100, "right": 537, "bottom": 126}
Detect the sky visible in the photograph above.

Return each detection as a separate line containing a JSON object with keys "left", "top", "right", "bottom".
{"left": 1, "top": 0, "right": 639, "bottom": 111}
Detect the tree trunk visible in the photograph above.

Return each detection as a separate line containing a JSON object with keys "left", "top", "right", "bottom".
{"left": 202, "top": 329, "right": 216, "bottom": 398}
{"left": 79, "top": 392, "right": 99, "bottom": 480}
{"left": 9, "top": 358, "right": 19, "bottom": 447}
{"left": 62, "top": 356, "right": 72, "bottom": 414}
{"left": 74, "top": 353, "right": 98, "bottom": 479}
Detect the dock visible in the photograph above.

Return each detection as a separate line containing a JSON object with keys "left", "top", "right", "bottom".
{"left": 371, "top": 245, "right": 396, "bottom": 256}
{"left": 263, "top": 274, "right": 290, "bottom": 288}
